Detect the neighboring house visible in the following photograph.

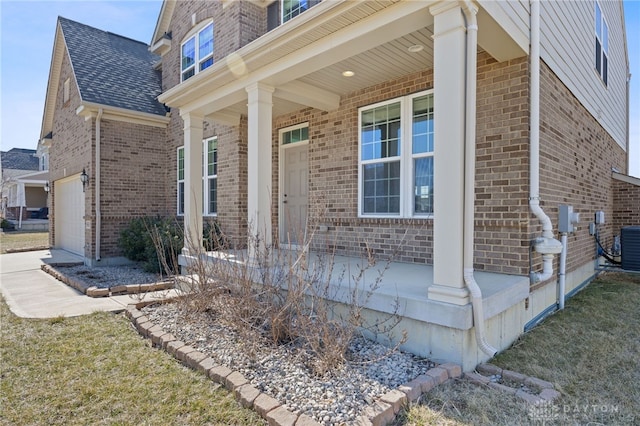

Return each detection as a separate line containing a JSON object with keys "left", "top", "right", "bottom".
{"left": 42, "top": 1, "right": 638, "bottom": 370}
{"left": 0, "top": 148, "right": 49, "bottom": 223}
{"left": 40, "top": 17, "right": 170, "bottom": 260}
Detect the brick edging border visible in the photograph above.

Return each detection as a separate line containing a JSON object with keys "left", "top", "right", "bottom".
{"left": 465, "top": 363, "right": 561, "bottom": 404}
{"left": 41, "top": 264, "right": 174, "bottom": 298}
{"left": 125, "top": 302, "right": 463, "bottom": 426}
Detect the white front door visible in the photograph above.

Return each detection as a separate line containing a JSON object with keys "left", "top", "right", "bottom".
{"left": 281, "top": 143, "right": 308, "bottom": 246}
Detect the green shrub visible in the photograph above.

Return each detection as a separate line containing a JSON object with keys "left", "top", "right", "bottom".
{"left": 119, "top": 217, "right": 224, "bottom": 274}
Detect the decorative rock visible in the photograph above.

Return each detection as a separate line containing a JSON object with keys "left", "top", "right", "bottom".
{"left": 439, "top": 363, "right": 462, "bottom": 379}
{"left": 175, "top": 345, "right": 196, "bottom": 362}
{"left": 524, "top": 376, "right": 554, "bottom": 390}
{"left": 539, "top": 388, "right": 561, "bottom": 401}
{"left": 185, "top": 350, "right": 208, "bottom": 370}
{"left": 476, "top": 363, "right": 503, "bottom": 376}
{"left": 488, "top": 382, "right": 517, "bottom": 394}
{"left": 208, "top": 365, "right": 232, "bottom": 383}
{"left": 159, "top": 333, "right": 177, "bottom": 350}
{"left": 224, "top": 371, "right": 248, "bottom": 390}
{"left": 426, "top": 367, "right": 448, "bottom": 385}
{"left": 361, "top": 400, "right": 394, "bottom": 426}
{"left": 502, "top": 370, "right": 527, "bottom": 384}
{"left": 197, "top": 357, "right": 217, "bottom": 375}
{"left": 254, "top": 393, "right": 281, "bottom": 417}
{"left": 515, "top": 389, "right": 543, "bottom": 404}
{"left": 166, "top": 340, "right": 185, "bottom": 357}
{"left": 234, "top": 384, "right": 261, "bottom": 408}
{"left": 379, "top": 389, "right": 407, "bottom": 414}
{"left": 464, "top": 372, "right": 490, "bottom": 385}
{"left": 398, "top": 381, "right": 422, "bottom": 402}
{"left": 266, "top": 406, "right": 298, "bottom": 426}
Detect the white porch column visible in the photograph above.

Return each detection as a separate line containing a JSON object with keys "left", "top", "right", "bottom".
{"left": 428, "top": 2, "right": 470, "bottom": 305}
{"left": 246, "top": 82, "right": 274, "bottom": 257}
{"left": 182, "top": 111, "right": 204, "bottom": 254}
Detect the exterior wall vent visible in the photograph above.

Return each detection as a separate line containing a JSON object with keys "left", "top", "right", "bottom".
{"left": 621, "top": 226, "right": 640, "bottom": 271}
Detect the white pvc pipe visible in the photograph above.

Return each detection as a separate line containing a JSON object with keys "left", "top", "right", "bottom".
{"left": 558, "top": 233, "right": 567, "bottom": 309}
{"left": 462, "top": 1, "right": 497, "bottom": 357}
{"left": 95, "top": 108, "right": 103, "bottom": 261}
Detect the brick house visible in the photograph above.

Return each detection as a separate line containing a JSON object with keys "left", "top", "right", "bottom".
{"left": 42, "top": 1, "right": 638, "bottom": 369}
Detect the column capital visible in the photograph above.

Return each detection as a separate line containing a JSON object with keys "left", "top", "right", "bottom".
{"left": 245, "top": 82, "right": 275, "bottom": 96}
{"left": 180, "top": 110, "right": 204, "bottom": 130}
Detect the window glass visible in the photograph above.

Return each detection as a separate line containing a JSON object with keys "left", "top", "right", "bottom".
{"left": 281, "top": 125, "right": 309, "bottom": 145}
{"left": 182, "top": 38, "right": 195, "bottom": 71}
{"left": 181, "top": 22, "right": 214, "bottom": 81}
{"left": 359, "top": 91, "right": 433, "bottom": 217}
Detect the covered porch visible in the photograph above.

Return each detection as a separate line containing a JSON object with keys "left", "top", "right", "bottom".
{"left": 161, "top": 0, "right": 530, "bottom": 368}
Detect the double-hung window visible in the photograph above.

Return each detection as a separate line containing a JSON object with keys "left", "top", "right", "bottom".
{"left": 267, "top": 0, "right": 320, "bottom": 31}
{"left": 358, "top": 90, "right": 434, "bottom": 218}
{"left": 177, "top": 137, "right": 218, "bottom": 216}
{"left": 595, "top": 2, "right": 608, "bottom": 85}
{"left": 181, "top": 22, "right": 214, "bottom": 81}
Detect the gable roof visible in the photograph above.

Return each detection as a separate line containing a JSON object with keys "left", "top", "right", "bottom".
{"left": 1, "top": 148, "right": 39, "bottom": 171}
{"left": 41, "top": 17, "right": 168, "bottom": 139}
{"left": 59, "top": 17, "right": 166, "bottom": 116}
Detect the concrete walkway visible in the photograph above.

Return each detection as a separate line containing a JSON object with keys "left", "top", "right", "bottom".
{"left": 0, "top": 249, "right": 150, "bottom": 318}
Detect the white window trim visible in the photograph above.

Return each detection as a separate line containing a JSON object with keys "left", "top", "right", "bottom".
{"left": 177, "top": 146, "right": 185, "bottom": 216}
{"left": 204, "top": 137, "right": 218, "bottom": 217}
{"left": 177, "top": 138, "right": 218, "bottom": 217}
{"left": 180, "top": 19, "right": 214, "bottom": 82}
{"left": 594, "top": 2, "right": 609, "bottom": 85}
{"left": 357, "top": 89, "right": 434, "bottom": 219}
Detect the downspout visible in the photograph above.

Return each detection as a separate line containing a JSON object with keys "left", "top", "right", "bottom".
{"left": 461, "top": 1, "right": 497, "bottom": 357}
{"left": 95, "top": 108, "right": 103, "bottom": 262}
{"left": 529, "top": 0, "right": 562, "bottom": 283}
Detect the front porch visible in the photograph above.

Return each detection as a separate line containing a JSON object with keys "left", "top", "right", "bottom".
{"left": 181, "top": 249, "right": 530, "bottom": 370}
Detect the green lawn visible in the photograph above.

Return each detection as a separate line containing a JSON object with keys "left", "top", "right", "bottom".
{"left": 397, "top": 272, "right": 640, "bottom": 425}
{"left": 0, "top": 297, "right": 265, "bottom": 425}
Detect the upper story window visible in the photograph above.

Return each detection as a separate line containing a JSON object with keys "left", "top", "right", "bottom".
{"left": 63, "top": 78, "right": 70, "bottom": 103}
{"left": 358, "top": 91, "right": 434, "bottom": 218}
{"left": 39, "top": 153, "right": 49, "bottom": 171}
{"left": 595, "top": 2, "right": 608, "bottom": 85}
{"left": 181, "top": 22, "right": 214, "bottom": 82}
{"left": 267, "top": 0, "right": 320, "bottom": 31}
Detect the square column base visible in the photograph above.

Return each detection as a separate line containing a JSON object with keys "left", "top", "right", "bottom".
{"left": 428, "top": 284, "right": 470, "bottom": 305}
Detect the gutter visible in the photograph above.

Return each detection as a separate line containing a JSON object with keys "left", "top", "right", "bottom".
{"left": 95, "top": 108, "right": 103, "bottom": 261}
{"left": 461, "top": 1, "right": 497, "bottom": 358}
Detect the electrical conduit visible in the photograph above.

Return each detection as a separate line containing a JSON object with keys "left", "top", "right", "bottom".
{"left": 461, "top": 1, "right": 497, "bottom": 357}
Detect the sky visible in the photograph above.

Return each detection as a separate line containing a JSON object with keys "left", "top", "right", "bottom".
{"left": 0, "top": 0, "right": 639, "bottom": 177}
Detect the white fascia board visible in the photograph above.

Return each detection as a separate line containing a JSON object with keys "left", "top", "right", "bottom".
{"left": 162, "top": 0, "right": 432, "bottom": 115}
{"left": 150, "top": 38, "right": 171, "bottom": 56}
{"left": 40, "top": 24, "right": 66, "bottom": 140}
{"left": 76, "top": 102, "right": 170, "bottom": 128}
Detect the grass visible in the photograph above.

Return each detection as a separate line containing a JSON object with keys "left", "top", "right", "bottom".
{"left": 0, "top": 297, "right": 266, "bottom": 425}
{"left": 398, "top": 272, "right": 640, "bottom": 425}
{"left": 0, "top": 230, "right": 49, "bottom": 254}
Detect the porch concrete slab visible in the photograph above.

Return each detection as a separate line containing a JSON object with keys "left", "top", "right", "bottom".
{"left": 196, "top": 249, "right": 530, "bottom": 331}
{"left": 0, "top": 249, "right": 176, "bottom": 318}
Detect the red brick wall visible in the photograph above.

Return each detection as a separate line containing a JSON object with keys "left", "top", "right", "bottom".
{"left": 613, "top": 176, "right": 640, "bottom": 230}
{"left": 49, "top": 49, "right": 92, "bottom": 252}
{"left": 537, "top": 61, "right": 626, "bottom": 284}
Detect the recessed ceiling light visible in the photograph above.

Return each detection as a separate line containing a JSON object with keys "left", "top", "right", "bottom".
{"left": 342, "top": 70, "right": 355, "bottom": 77}
{"left": 408, "top": 44, "right": 424, "bottom": 53}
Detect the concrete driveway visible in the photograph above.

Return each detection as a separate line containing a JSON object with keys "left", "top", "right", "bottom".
{"left": 0, "top": 249, "right": 138, "bottom": 318}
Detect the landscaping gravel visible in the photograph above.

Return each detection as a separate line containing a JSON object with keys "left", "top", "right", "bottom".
{"left": 143, "top": 302, "right": 435, "bottom": 425}
{"left": 57, "top": 264, "right": 163, "bottom": 289}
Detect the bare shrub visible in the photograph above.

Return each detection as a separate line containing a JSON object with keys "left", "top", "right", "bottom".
{"left": 152, "top": 208, "right": 409, "bottom": 376}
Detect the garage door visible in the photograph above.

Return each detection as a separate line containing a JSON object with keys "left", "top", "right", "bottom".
{"left": 54, "top": 175, "right": 85, "bottom": 255}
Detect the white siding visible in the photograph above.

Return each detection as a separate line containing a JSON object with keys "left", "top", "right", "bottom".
{"left": 479, "top": 0, "right": 628, "bottom": 150}
{"left": 540, "top": 0, "right": 627, "bottom": 150}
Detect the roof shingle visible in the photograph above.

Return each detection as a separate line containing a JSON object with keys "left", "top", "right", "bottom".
{"left": 1, "top": 148, "right": 39, "bottom": 171}
{"left": 59, "top": 17, "right": 166, "bottom": 117}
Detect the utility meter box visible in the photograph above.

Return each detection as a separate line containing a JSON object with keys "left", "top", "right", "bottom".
{"left": 559, "top": 205, "right": 579, "bottom": 233}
